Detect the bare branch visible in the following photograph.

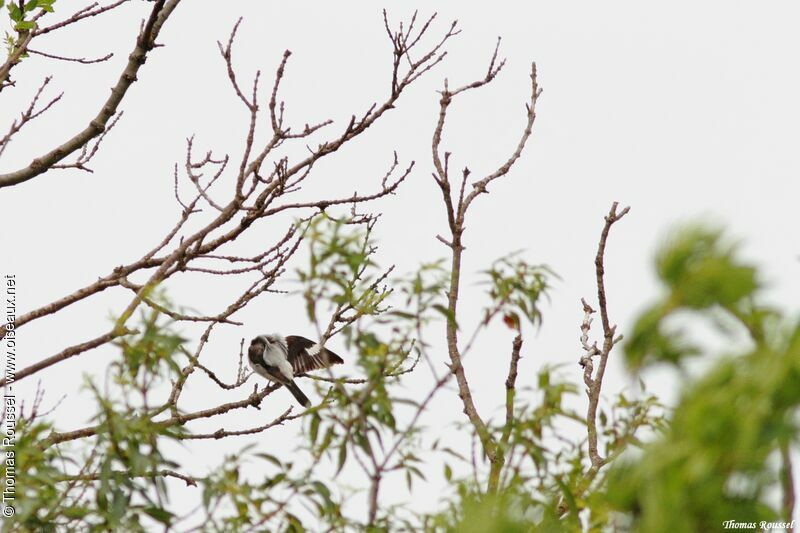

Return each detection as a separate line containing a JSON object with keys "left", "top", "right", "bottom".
{"left": 58, "top": 468, "right": 198, "bottom": 487}
{"left": 34, "top": 1, "right": 132, "bottom": 36}
{"left": 0, "top": 328, "right": 135, "bottom": 387}
{"left": 583, "top": 202, "right": 629, "bottom": 467}
{"left": 0, "top": 77, "right": 63, "bottom": 159}
{"left": 461, "top": 62, "right": 540, "bottom": 213}
{"left": 47, "top": 383, "right": 282, "bottom": 446}
{"left": 51, "top": 112, "right": 124, "bottom": 173}
{"left": 217, "top": 18, "right": 256, "bottom": 111}
{"left": 179, "top": 407, "right": 298, "bottom": 440}
{"left": 558, "top": 202, "right": 630, "bottom": 517}
{"left": 429, "top": 42, "right": 541, "bottom": 495}
{"left": 502, "top": 334, "right": 522, "bottom": 446}
{"left": 0, "top": 0, "right": 181, "bottom": 188}
{"left": 27, "top": 48, "right": 114, "bottom": 65}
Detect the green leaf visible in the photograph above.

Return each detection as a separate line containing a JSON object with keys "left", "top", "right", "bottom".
{"left": 336, "top": 443, "right": 347, "bottom": 474}
{"left": 14, "top": 19, "right": 34, "bottom": 30}
{"left": 143, "top": 506, "right": 173, "bottom": 525}
{"left": 309, "top": 413, "right": 320, "bottom": 446}
{"left": 254, "top": 452, "right": 282, "bottom": 468}
{"left": 110, "top": 488, "right": 127, "bottom": 523}
{"left": 62, "top": 506, "right": 90, "bottom": 519}
{"left": 23, "top": 0, "right": 37, "bottom": 11}
{"left": 9, "top": 3, "right": 23, "bottom": 21}
{"left": 433, "top": 304, "right": 457, "bottom": 327}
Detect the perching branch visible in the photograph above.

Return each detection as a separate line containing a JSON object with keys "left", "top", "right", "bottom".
{"left": 179, "top": 407, "right": 298, "bottom": 440}
{"left": 46, "top": 382, "right": 282, "bottom": 446}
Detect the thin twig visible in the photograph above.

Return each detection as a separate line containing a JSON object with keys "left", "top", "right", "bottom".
{"left": 58, "top": 468, "right": 199, "bottom": 487}
{"left": 27, "top": 48, "right": 113, "bottom": 64}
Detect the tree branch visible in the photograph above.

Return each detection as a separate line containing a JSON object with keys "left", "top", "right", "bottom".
{"left": 430, "top": 47, "right": 540, "bottom": 494}
{"left": 487, "top": 334, "right": 523, "bottom": 491}
{"left": 58, "top": 468, "right": 198, "bottom": 488}
{"left": 46, "top": 383, "right": 281, "bottom": 446}
{"left": 179, "top": 407, "right": 298, "bottom": 440}
{"left": 560, "top": 201, "right": 630, "bottom": 516}
{"left": 0, "top": 328, "right": 134, "bottom": 387}
{"left": 584, "top": 202, "right": 629, "bottom": 467}
{"left": 0, "top": 0, "right": 181, "bottom": 188}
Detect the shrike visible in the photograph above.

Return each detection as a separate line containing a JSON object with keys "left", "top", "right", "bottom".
{"left": 248, "top": 334, "right": 344, "bottom": 407}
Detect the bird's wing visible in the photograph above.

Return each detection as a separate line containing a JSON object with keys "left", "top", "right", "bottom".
{"left": 286, "top": 335, "right": 344, "bottom": 374}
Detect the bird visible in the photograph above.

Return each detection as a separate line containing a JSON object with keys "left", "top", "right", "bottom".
{"left": 248, "top": 334, "right": 344, "bottom": 407}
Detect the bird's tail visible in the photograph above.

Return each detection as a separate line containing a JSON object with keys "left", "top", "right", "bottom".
{"left": 285, "top": 380, "right": 311, "bottom": 408}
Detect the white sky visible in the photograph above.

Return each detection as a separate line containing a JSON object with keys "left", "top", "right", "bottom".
{"left": 1, "top": 0, "right": 799, "bottom": 526}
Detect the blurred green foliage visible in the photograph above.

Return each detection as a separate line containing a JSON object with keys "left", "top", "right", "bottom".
{"left": 610, "top": 225, "right": 799, "bottom": 532}
{"left": 625, "top": 226, "right": 761, "bottom": 369}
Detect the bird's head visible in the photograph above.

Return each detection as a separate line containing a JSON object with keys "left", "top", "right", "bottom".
{"left": 249, "top": 334, "right": 285, "bottom": 355}
{"left": 250, "top": 335, "right": 269, "bottom": 351}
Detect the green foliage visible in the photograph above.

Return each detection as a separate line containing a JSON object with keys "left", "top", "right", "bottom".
{"left": 390, "top": 259, "right": 451, "bottom": 327}
{"left": 655, "top": 226, "right": 757, "bottom": 309}
{"left": 609, "top": 225, "right": 800, "bottom": 532}
{"left": 85, "top": 379, "right": 181, "bottom": 531}
{"left": 6, "top": 305, "right": 190, "bottom": 530}
{"left": 295, "top": 214, "right": 434, "bottom": 526}
{"left": 298, "top": 215, "right": 391, "bottom": 323}
{"left": 424, "top": 483, "right": 564, "bottom": 532}
{"left": 198, "top": 446, "right": 345, "bottom": 531}
{"left": 625, "top": 225, "right": 760, "bottom": 370}
{"left": 4, "top": 0, "right": 54, "bottom": 32}
{"left": 115, "top": 308, "right": 185, "bottom": 383}
{"left": 419, "top": 364, "right": 664, "bottom": 531}
{"left": 294, "top": 216, "right": 667, "bottom": 530}
{"left": 599, "top": 387, "right": 665, "bottom": 460}
{"left": 482, "top": 253, "right": 555, "bottom": 330}
{"left": 6, "top": 418, "right": 62, "bottom": 530}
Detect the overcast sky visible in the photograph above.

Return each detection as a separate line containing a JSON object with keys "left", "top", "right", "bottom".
{"left": 2, "top": 0, "right": 799, "bottom": 525}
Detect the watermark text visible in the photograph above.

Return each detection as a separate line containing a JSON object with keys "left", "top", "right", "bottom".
{"left": 2, "top": 274, "right": 16, "bottom": 518}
